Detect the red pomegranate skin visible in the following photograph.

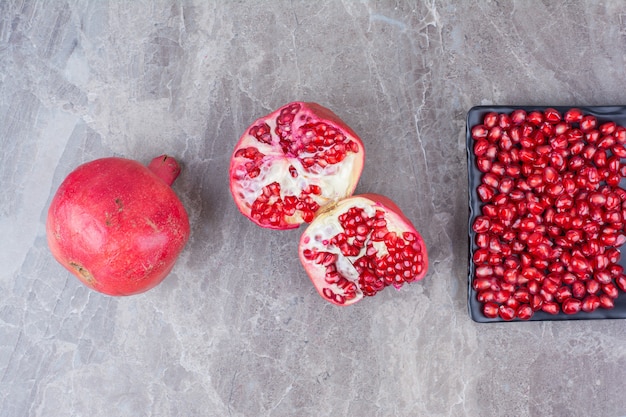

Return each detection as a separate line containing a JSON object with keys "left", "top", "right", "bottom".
{"left": 46, "top": 156, "right": 190, "bottom": 296}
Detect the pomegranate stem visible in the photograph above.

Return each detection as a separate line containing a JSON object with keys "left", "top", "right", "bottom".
{"left": 148, "top": 155, "right": 181, "bottom": 186}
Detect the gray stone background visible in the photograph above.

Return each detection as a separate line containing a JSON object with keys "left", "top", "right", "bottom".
{"left": 2, "top": 1, "right": 626, "bottom": 416}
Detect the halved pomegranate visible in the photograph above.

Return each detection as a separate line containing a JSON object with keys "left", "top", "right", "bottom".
{"left": 229, "top": 102, "right": 365, "bottom": 229}
{"left": 46, "top": 155, "right": 190, "bottom": 296}
{"left": 299, "top": 194, "right": 428, "bottom": 306}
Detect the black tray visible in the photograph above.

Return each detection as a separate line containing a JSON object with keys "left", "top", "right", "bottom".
{"left": 467, "top": 105, "right": 626, "bottom": 322}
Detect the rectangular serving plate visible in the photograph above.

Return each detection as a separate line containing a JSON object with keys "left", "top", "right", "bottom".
{"left": 467, "top": 105, "right": 626, "bottom": 322}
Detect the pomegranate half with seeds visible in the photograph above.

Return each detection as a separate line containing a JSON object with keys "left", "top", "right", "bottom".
{"left": 47, "top": 155, "right": 190, "bottom": 296}
{"left": 229, "top": 102, "right": 365, "bottom": 229}
{"left": 299, "top": 194, "right": 428, "bottom": 306}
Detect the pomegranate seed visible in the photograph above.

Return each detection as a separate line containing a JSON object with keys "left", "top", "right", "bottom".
{"left": 571, "top": 281, "right": 586, "bottom": 299}
{"left": 516, "top": 305, "right": 533, "bottom": 320}
{"left": 472, "top": 125, "right": 489, "bottom": 139}
{"left": 598, "top": 135, "right": 616, "bottom": 149}
{"left": 555, "top": 286, "right": 573, "bottom": 303}
{"left": 544, "top": 108, "right": 561, "bottom": 124}
{"left": 477, "top": 184, "right": 496, "bottom": 202}
{"left": 564, "top": 108, "right": 583, "bottom": 123}
{"left": 582, "top": 295, "right": 601, "bottom": 312}
{"left": 472, "top": 216, "right": 491, "bottom": 234}
{"left": 615, "top": 126, "right": 626, "bottom": 143}
{"left": 580, "top": 115, "right": 597, "bottom": 132}
{"left": 530, "top": 295, "right": 543, "bottom": 311}
{"left": 510, "top": 109, "right": 527, "bottom": 124}
{"left": 602, "top": 283, "right": 619, "bottom": 299}
{"left": 483, "top": 302, "right": 499, "bottom": 318}
{"left": 483, "top": 112, "right": 498, "bottom": 128}
{"left": 498, "top": 305, "right": 516, "bottom": 321}
{"left": 562, "top": 298, "right": 582, "bottom": 315}
{"left": 541, "top": 302, "right": 560, "bottom": 315}
{"left": 527, "top": 111, "right": 543, "bottom": 126}
{"left": 612, "top": 143, "right": 626, "bottom": 158}
{"left": 599, "top": 294, "right": 614, "bottom": 309}
{"left": 609, "top": 264, "right": 623, "bottom": 278}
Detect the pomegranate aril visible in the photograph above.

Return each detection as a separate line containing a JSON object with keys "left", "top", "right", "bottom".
{"left": 542, "top": 302, "right": 560, "bottom": 315}
{"left": 515, "top": 305, "right": 532, "bottom": 320}
{"left": 611, "top": 143, "right": 626, "bottom": 158}
{"left": 562, "top": 298, "right": 582, "bottom": 315}
{"left": 472, "top": 125, "right": 489, "bottom": 139}
{"left": 564, "top": 108, "right": 583, "bottom": 124}
{"left": 609, "top": 263, "right": 624, "bottom": 278}
{"left": 602, "top": 283, "right": 619, "bottom": 299}
{"left": 483, "top": 302, "right": 499, "bottom": 318}
{"left": 498, "top": 113, "right": 512, "bottom": 129}
{"left": 582, "top": 295, "right": 601, "bottom": 312}
{"left": 530, "top": 295, "right": 543, "bottom": 311}
{"left": 599, "top": 294, "right": 614, "bottom": 309}
{"left": 477, "top": 183, "right": 497, "bottom": 202}
{"left": 598, "top": 135, "right": 616, "bottom": 149}
{"left": 580, "top": 115, "right": 597, "bottom": 132}
{"left": 477, "top": 290, "right": 496, "bottom": 303}
{"left": 483, "top": 112, "right": 498, "bottom": 128}
{"left": 571, "top": 281, "right": 586, "bottom": 299}
{"left": 615, "top": 126, "right": 626, "bottom": 144}
{"left": 472, "top": 216, "right": 491, "bottom": 234}
{"left": 498, "top": 305, "right": 516, "bottom": 321}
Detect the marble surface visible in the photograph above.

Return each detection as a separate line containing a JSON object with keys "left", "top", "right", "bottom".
{"left": 2, "top": 1, "right": 626, "bottom": 416}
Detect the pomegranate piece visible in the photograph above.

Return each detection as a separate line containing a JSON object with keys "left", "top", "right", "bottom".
{"left": 47, "top": 156, "right": 190, "bottom": 296}
{"left": 470, "top": 107, "right": 626, "bottom": 320}
{"left": 299, "top": 194, "right": 428, "bottom": 306}
{"left": 230, "top": 102, "right": 365, "bottom": 229}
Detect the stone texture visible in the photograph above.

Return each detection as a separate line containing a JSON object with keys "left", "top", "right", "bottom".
{"left": 2, "top": 1, "right": 626, "bottom": 416}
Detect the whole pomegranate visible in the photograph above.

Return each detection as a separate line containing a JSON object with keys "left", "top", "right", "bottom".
{"left": 230, "top": 102, "right": 429, "bottom": 306}
{"left": 299, "top": 194, "right": 428, "bottom": 306}
{"left": 46, "top": 155, "right": 190, "bottom": 296}
{"left": 229, "top": 101, "right": 365, "bottom": 229}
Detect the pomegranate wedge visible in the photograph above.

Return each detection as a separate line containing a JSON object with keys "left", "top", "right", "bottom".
{"left": 299, "top": 194, "right": 428, "bottom": 306}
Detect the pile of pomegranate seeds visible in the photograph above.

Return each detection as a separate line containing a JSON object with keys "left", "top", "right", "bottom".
{"left": 470, "top": 107, "right": 626, "bottom": 320}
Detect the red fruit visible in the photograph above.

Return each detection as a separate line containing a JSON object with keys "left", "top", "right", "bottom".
{"left": 230, "top": 102, "right": 365, "bottom": 229}
{"left": 299, "top": 194, "right": 428, "bottom": 306}
{"left": 46, "top": 156, "right": 190, "bottom": 296}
